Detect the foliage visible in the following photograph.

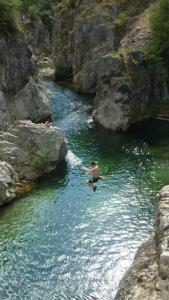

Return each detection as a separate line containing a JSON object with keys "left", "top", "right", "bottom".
{"left": 55, "top": 59, "right": 72, "bottom": 80}
{"left": 20, "top": 0, "right": 54, "bottom": 14}
{"left": 149, "top": 0, "right": 169, "bottom": 50}
{"left": 113, "top": 0, "right": 148, "bottom": 33}
{"left": 114, "top": 12, "right": 128, "bottom": 31}
{"left": 30, "top": 148, "right": 53, "bottom": 172}
{"left": 143, "top": 0, "right": 169, "bottom": 76}
{"left": 28, "top": 5, "right": 40, "bottom": 21}
{"left": 0, "top": 0, "right": 20, "bottom": 31}
{"left": 20, "top": 0, "right": 56, "bottom": 27}
{"left": 0, "top": 0, "right": 76, "bottom": 34}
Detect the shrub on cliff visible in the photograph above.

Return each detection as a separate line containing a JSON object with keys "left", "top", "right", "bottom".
{"left": 54, "top": 59, "right": 73, "bottom": 80}
{"left": 0, "top": 0, "right": 20, "bottom": 31}
{"left": 143, "top": 0, "right": 169, "bottom": 76}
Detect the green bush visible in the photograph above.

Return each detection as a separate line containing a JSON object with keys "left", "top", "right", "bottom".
{"left": 150, "top": 0, "right": 169, "bottom": 50}
{"left": 143, "top": 0, "right": 169, "bottom": 76}
{"left": 55, "top": 59, "right": 72, "bottom": 80}
{"left": 114, "top": 12, "right": 128, "bottom": 31}
{"left": 0, "top": 0, "right": 20, "bottom": 31}
{"left": 28, "top": 4, "right": 40, "bottom": 21}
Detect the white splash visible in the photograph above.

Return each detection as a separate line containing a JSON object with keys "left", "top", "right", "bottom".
{"left": 87, "top": 117, "right": 93, "bottom": 124}
{"left": 66, "top": 150, "right": 82, "bottom": 167}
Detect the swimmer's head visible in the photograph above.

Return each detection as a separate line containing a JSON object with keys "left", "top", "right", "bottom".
{"left": 91, "top": 161, "right": 97, "bottom": 166}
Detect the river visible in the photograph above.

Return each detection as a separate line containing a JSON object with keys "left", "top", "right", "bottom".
{"left": 1, "top": 80, "right": 169, "bottom": 299}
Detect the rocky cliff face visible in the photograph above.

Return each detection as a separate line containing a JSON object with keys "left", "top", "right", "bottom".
{"left": 0, "top": 161, "right": 18, "bottom": 207}
{"left": 24, "top": 20, "right": 51, "bottom": 55}
{"left": 114, "top": 186, "right": 169, "bottom": 300}
{"left": 52, "top": 0, "right": 169, "bottom": 130}
{"left": 0, "top": 31, "right": 51, "bottom": 129}
{"left": 0, "top": 30, "right": 68, "bottom": 206}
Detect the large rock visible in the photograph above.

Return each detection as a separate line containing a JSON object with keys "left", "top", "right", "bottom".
{"left": 0, "top": 121, "right": 67, "bottom": 180}
{"left": 9, "top": 77, "right": 51, "bottom": 123}
{"left": 0, "top": 161, "right": 18, "bottom": 207}
{"left": 156, "top": 187, "right": 169, "bottom": 281}
{"left": 114, "top": 186, "right": 169, "bottom": 300}
{"left": 92, "top": 48, "right": 153, "bottom": 130}
{"left": 0, "top": 31, "right": 51, "bottom": 129}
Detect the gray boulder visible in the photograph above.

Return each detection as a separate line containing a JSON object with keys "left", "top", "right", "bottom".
{"left": 0, "top": 161, "right": 18, "bottom": 207}
{"left": 0, "top": 31, "right": 51, "bottom": 129}
{"left": 9, "top": 77, "right": 51, "bottom": 124}
{"left": 0, "top": 121, "right": 68, "bottom": 180}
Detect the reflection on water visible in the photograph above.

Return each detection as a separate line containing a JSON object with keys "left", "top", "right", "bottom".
{"left": 0, "top": 80, "right": 169, "bottom": 299}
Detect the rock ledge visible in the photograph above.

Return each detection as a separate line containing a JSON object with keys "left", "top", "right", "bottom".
{"left": 114, "top": 186, "right": 169, "bottom": 300}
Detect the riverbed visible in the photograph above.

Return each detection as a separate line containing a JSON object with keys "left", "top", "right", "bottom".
{"left": 0, "top": 80, "right": 169, "bottom": 299}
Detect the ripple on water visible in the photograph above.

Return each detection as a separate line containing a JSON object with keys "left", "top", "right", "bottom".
{"left": 1, "top": 81, "right": 169, "bottom": 300}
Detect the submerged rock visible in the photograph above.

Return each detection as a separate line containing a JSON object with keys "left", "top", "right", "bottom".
{"left": 0, "top": 161, "right": 18, "bottom": 207}
{"left": 0, "top": 121, "right": 67, "bottom": 180}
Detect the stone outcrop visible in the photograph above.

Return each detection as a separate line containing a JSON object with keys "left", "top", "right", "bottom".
{"left": 52, "top": 0, "right": 169, "bottom": 130}
{"left": 0, "top": 161, "right": 18, "bottom": 207}
{"left": 0, "top": 29, "right": 68, "bottom": 206}
{"left": 24, "top": 20, "right": 51, "bottom": 55}
{"left": 0, "top": 121, "right": 67, "bottom": 180}
{"left": 114, "top": 186, "right": 169, "bottom": 300}
{"left": 0, "top": 31, "right": 51, "bottom": 129}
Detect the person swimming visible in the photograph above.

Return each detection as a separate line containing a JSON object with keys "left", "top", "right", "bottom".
{"left": 82, "top": 161, "right": 102, "bottom": 192}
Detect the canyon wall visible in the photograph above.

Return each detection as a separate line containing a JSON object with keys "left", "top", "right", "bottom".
{"left": 52, "top": 0, "right": 169, "bottom": 130}
{"left": 114, "top": 185, "right": 169, "bottom": 300}
{"left": 0, "top": 31, "right": 51, "bottom": 129}
{"left": 0, "top": 30, "right": 67, "bottom": 206}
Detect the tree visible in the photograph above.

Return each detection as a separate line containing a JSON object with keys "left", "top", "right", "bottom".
{"left": 0, "top": 0, "right": 20, "bottom": 31}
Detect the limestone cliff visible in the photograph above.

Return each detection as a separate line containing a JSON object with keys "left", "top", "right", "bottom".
{"left": 24, "top": 20, "right": 51, "bottom": 55}
{"left": 0, "top": 161, "right": 18, "bottom": 207}
{"left": 52, "top": 0, "right": 169, "bottom": 130}
{"left": 114, "top": 186, "right": 169, "bottom": 300}
{"left": 0, "top": 31, "right": 51, "bottom": 129}
{"left": 0, "top": 30, "right": 68, "bottom": 206}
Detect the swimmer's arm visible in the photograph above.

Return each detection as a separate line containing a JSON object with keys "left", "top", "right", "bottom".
{"left": 82, "top": 167, "right": 93, "bottom": 173}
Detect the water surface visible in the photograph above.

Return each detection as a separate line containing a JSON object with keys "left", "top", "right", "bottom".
{"left": 1, "top": 81, "right": 169, "bottom": 299}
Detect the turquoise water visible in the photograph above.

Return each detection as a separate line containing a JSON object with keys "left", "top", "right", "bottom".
{"left": 1, "top": 81, "right": 169, "bottom": 299}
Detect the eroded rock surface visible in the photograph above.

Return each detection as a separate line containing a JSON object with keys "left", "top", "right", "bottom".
{"left": 114, "top": 186, "right": 169, "bottom": 300}
{"left": 24, "top": 20, "right": 51, "bottom": 55}
{"left": 52, "top": 0, "right": 169, "bottom": 130}
{"left": 0, "top": 31, "right": 51, "bottom": 129}
{"left": 0, "top": 121, "right": 67, "bottom": 180}
{"left": 0, "top": 161, "right": 18, "bottom": 207}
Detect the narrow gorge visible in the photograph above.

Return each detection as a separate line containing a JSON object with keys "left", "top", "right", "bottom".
{"left": 0, "top": 0, "right": 169, "bottom": 299}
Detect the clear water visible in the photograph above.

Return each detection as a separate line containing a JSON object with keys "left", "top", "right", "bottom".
{"left": 1, "top": 80, "right": 169, "bottom": 300}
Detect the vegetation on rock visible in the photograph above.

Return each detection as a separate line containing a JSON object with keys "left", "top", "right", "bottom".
{"left": 54, "top": 59, "right": 73, "bottom": 81}
{"left": 144, "top": 0, "right": 169, "bottom": 76}
{"left": 0, "top": 0, "right": 57, "bottom": 32}
{"left": 0, "top": 0, "right": 20, "bottom": 31}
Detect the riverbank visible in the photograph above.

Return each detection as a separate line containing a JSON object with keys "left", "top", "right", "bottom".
{"left": 0, "top": 29, "right": 68, "bottom": 207}
{"left": 115, "top": 186, "right": 169, "bottom": 300}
